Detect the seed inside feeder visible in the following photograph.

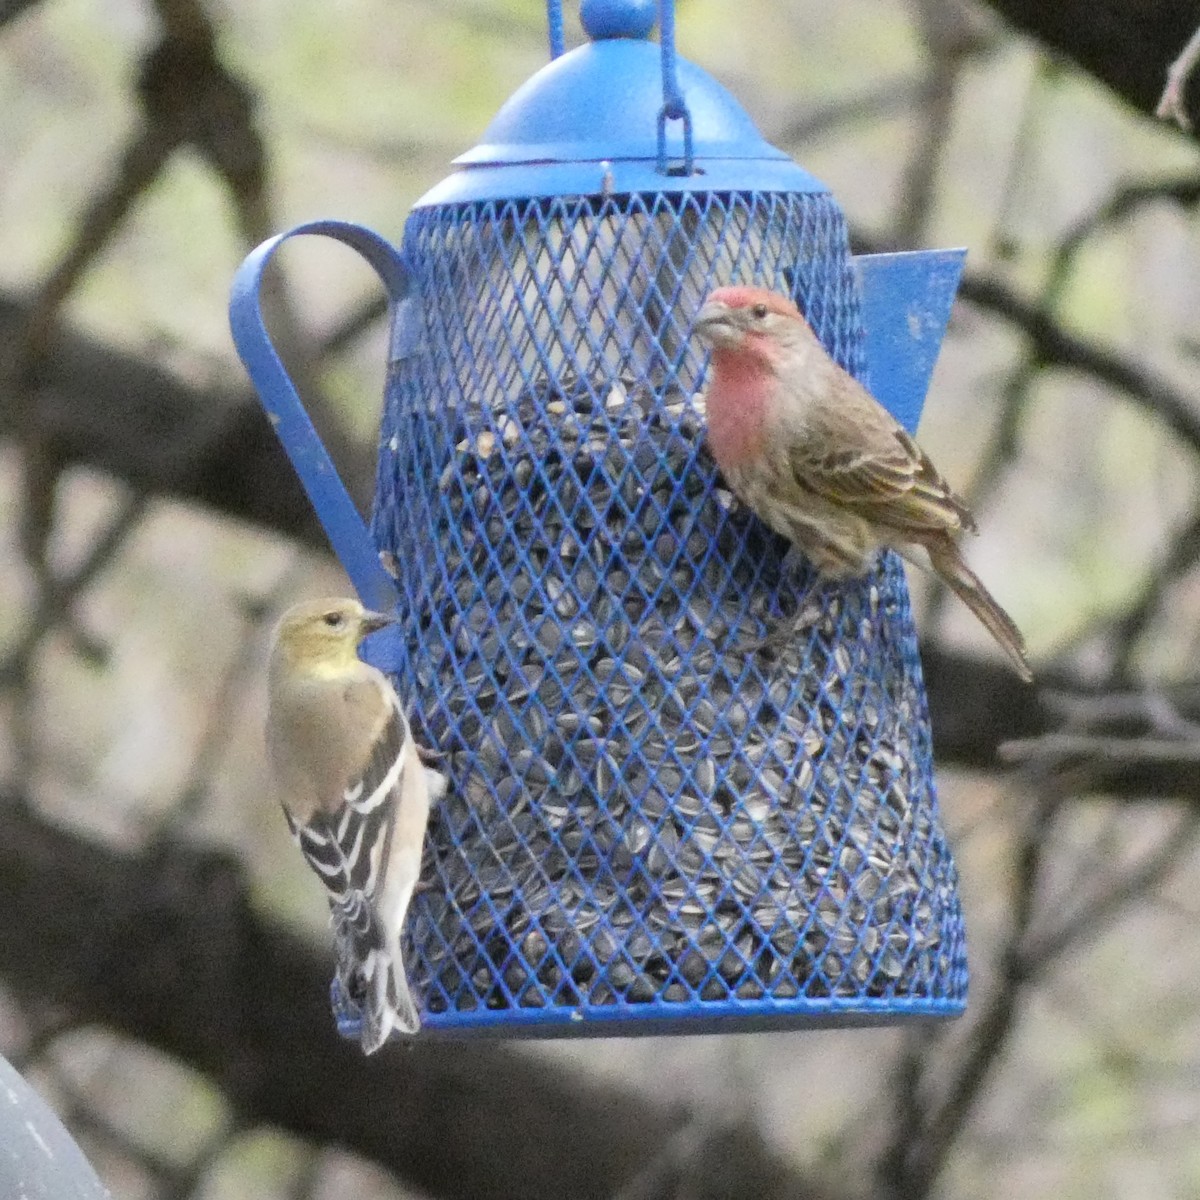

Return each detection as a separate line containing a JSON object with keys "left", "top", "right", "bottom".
{"left": 394, "top": 372, "right": 960, "bottom": 1015}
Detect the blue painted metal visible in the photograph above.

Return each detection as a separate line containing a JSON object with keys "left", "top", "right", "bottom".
{"left": 547, "top": 0, "right": 565, "bottom": 58}
{"left": 417, "top": 158, "right": 824, "bottom": 206}
{"left": 229, "top": 0, "right": 970, "bottom": 1044}
{"left": 853, "top": 248, "right": 967, "bottom": 435}
{"left": 655, "top": 0, "right": 692, "bottom": 173}
{"left": 331, "top": 976, "right": 966, "bottom": 1039}
{"left": 449, "top": 40, "right": 796, "bottom": 169}
{"left": 228, "top": 220, "right": 404, "bottom": 615}
{"left": 581, "top": 0, "right": 656, "bottom": 40}
{"left": 426, "top": 30, "right": 824, "bottom": 204}
{"left": 0, "top": 1055, "right": 112, "bottom": 1199}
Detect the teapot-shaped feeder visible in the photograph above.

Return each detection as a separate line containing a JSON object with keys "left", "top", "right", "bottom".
{"left": 230, "top": 0, "right": 969, "bottom": 1041}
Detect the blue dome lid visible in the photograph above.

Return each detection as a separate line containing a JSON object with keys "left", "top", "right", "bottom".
{"left": 416, "top": 6, "right": 827, "bottom": 206}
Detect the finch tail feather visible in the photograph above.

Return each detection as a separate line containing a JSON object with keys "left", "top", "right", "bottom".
{"left": 357, "top": 947, "right": 420, "bottom": 1054}
{"left": 928, "top": 542, "right": 1033, "bottom": 683}
{"left": 336, "top": 892, "right": 421, "bottom": 1054}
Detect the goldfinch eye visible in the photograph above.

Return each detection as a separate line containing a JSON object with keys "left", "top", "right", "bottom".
{"left": 323, "top": 612, "right": 345, "bottom": 629}
{"left": 751, "top": 303, "right": 768, "bottom": 320}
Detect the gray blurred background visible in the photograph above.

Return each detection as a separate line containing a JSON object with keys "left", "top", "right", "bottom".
{"left": 2, "top": 1, "right": 1200, "bottom": 1197}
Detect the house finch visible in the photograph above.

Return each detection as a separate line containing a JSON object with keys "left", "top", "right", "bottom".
{"left": 266, "top": 598, "right": 446, "bottom": 1052}
{"left": 694, "top": 285, "right": 1032, "bottom": 682}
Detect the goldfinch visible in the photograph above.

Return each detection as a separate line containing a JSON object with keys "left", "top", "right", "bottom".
{"left": 266, "top": 598, "right": 445, "bottom": 1052}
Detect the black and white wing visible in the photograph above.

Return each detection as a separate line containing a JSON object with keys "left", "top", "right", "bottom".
{"left": 285, "top": 690, "right": 430, "bottom": 1051}
{"left": 284, "top": 694, "right": 407, "bottom": 908}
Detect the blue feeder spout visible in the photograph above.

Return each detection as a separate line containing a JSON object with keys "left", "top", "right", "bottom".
{"left": 230, "top": 0, "right": 969, "bottom": 1042}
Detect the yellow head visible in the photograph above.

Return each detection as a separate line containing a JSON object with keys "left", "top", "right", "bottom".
{"left": 269, "top": 598, "right": 392, "bottom": 677}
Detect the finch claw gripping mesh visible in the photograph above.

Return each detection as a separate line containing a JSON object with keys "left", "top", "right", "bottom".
{"left": 231, "top": 0, "right": 968, "bottom": 1041}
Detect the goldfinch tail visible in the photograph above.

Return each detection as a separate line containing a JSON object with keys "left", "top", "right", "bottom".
{"left": 335, "top": 893, "right": 421, "bottom": 1054}
{"left": 356, "top": 947, "right": 420, "bottom": 1054}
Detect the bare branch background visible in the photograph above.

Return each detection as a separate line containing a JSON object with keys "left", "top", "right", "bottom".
{"left": 3, "top": 1, "right": 1200, "bottom": 1198}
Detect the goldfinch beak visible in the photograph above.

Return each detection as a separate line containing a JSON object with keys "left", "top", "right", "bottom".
{"left": 359, "top": 610, "right": 394, "bottom": 635}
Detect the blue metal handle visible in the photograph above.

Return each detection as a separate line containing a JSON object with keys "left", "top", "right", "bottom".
{"left": 228, "top": 220, "right": 406, "bottom": 613}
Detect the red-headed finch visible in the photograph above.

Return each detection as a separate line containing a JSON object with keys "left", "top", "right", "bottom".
{"left": 695, "top": 285, "right": 1032, "bottom": 682}
{"left": 266, "top": 598, "right": 446, "bottom": 1052}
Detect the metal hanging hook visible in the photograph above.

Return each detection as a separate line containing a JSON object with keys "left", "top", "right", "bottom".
{"left": 544, "top": 1, "right": 691, "bottom": 170}
{"left": 656, "top": 0, "right": 694, "bottom": 174}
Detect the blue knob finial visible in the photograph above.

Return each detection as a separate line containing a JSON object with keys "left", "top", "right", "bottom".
{"left": 580, "top": 0, "right": 656, "bottom": 41}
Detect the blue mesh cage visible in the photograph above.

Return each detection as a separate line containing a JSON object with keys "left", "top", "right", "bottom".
{"left": 229, "top": 0, "right": 969, "bottom": 1042}
{"left": 373, "top": 190, "right": 966, "bottom": 1034}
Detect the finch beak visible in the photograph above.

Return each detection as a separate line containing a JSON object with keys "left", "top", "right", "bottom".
{"left": 359, "top": 610, "right": 395, "bottom": 636}
{"left": 693, "top": 301, "right": 737, "bottom": 344}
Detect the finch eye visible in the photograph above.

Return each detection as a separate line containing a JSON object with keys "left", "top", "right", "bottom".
{"left": 322, "top": 612, "right": 345, "bottom": 629}
{"left": 751, "top": 303, "right": 768, "bottom": 320}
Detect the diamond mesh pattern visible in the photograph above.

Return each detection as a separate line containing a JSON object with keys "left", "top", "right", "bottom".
{"left": 365, "top": 190, "right": 966, "bottom": 1034}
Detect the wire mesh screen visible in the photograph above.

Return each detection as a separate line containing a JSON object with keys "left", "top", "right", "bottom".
{"left": 368, "top": 189, "right": 967, "bottom": 1034}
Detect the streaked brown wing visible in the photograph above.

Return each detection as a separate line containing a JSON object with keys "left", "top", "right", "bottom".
{"left": 789, "top": 390, "right": 975, "bottom": 536}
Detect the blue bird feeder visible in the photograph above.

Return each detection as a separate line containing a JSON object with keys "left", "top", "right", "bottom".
{"left": 230, "top": 0, "right": 969, "bottom": 1040}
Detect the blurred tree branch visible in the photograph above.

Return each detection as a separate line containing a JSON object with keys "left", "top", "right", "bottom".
{"left": 847, "top": 231, "right": 1200, "bottom": 459}
{"left": 1156, "top": 22, "right": 1200, "bottom": 128}
{"left": 890, "top": 169, "right": 1200, "bottom": 643}
{"left": 979, "top": 0, "right": 1200, "bottom": 132}
{"left": 5, "top": 4, "right": 1200, "bottom": 1196}
{"left": 0, "top": 0, "right": 43, "bottom": 29}
{"left": 892, "top": 0, "right": 992, "bottom": 248}
{"left": 878, "top": 769, "right": 1200, "bottom": 1198}
{"left": 0, "top": 297, "right": 357, "bottom": 553}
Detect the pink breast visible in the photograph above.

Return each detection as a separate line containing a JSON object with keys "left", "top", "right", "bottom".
{"left": 705, "top": 348, "right": 770, "bottom": 473}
